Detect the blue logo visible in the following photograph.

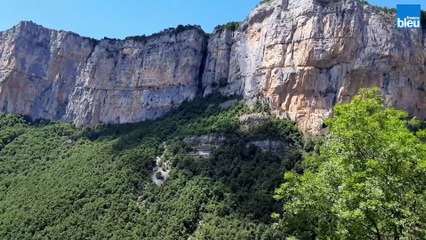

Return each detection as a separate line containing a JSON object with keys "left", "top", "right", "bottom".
{"left": 397, "top": 4, "right": 421, "bottom": 28}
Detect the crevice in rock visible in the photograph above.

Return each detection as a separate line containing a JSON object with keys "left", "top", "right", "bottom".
{"left": 197, "top": 35, "right": 209, "bottom": 95}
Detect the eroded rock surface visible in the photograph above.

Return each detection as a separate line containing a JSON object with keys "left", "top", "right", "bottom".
{"left": 0, "top": 0, "right": 425, "bottom": 133}
{"left": 184, "top": 134, "right": 227, "bottom": 158}
{"left": 152, "top": 144, "right": 172, "bottom": 186}
{"left": 246, "top": 140, "right": 289, "bottom": 157}
{"left": 204, "top": 0, "right": 426, "bottom": 133}
{"left": 0, "top": 21, "right": 206, "bottom": 126}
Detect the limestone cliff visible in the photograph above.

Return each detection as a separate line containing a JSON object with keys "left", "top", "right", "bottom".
{"left": 0, "top": 21, "right": 206, "bottom": 125}
{"left": 204, "top": 0, "right": 426, "bottom": 132}
{"left": 0, "top": 0, "right": 425, "bottom": 132}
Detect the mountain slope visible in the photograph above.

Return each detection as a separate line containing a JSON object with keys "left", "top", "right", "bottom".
{"left": 0, "top": 96, "right": 303, "bottom": 239}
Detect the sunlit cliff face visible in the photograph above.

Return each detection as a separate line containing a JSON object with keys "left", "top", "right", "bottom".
{"left": 203, "top": 0, "right": 425, "bottom": 133}
{"left": 0, "top": 0, "right": 425, "bottom": 133}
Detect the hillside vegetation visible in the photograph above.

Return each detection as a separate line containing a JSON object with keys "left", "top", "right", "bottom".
{"left": 275, "top": 88, "right": 426, "bottom": 239}
{"left": 1, "top": 89, "right": 426, "bottom": 239}
{"left": 0, "top": 95, "right": 303, "bottom": 239}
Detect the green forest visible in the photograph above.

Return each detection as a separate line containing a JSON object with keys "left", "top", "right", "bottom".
{"left": 0, "top": 89, "right": 425, "bottom": 239}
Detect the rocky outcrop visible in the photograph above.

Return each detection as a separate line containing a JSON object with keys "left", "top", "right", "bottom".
{"left": 0, "top": 21, "right": 206, "bottom": 125}
{"left": 184, "top": 134, "right": 228, "bottom": 157}
{"left": 204, "top": 0, "right": 426, "bottom": 133}
{"left": 152, "top": 144, "right": 172, "bottom": 186}
{"left": 0, "top": 0, "right": 425, "bottom": 132}
{"left": 183, "top": 134, "right": 289, "bottom": 158}
{"left": 246, "top": 140, "right": 288, "bottom": 157}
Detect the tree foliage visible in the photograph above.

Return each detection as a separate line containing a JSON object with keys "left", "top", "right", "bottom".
{"left": 0, "top": 95, "right": 303, "bottom": 239}
{"left": 274, "top": 88, "right": 426, "bottom": 239}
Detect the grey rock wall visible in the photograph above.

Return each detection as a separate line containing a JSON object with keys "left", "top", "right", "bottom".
{"left": 0, "top": 21, "right": 206, "bottom": 126}
{"left": 0, "top": 0, "right": 425, "bottom": 132}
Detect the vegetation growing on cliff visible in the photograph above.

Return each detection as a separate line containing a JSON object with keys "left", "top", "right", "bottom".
{"left": 357, "top": 0, "right": 396, "bottom": 15}
{"left": 214, "top": 21, "right": 241, "bottom": 33}
{"left": 259, "top": 0, "right": 272, "bottom": 4}
{"left": 125, "top": 24, "right": 203, "bottom": 43}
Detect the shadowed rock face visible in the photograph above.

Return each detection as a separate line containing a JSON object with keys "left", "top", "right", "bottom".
{"left": 0, "top": 0, "right": 425, "bottom": 132}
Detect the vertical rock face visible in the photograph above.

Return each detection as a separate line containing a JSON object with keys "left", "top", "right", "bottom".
{"left": 0, "top": 0, "right": 425, "bottom": 132}
{"left": 203, "top": 0, "right": 426, "bottom": 133}
{"left": 0, "top": 21, "right": 206, "bottom": 125}
{"left": 202, "top": 28, "right": 234, "bottom": 96}
{"left": 0, "top": 21, "right": 96, "bottom": 121}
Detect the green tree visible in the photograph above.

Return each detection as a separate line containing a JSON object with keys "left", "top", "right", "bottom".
{"left": 274, "top": 88, "right": 426, "bottom": 239}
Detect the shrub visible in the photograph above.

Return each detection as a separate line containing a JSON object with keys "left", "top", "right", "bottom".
{"left": 214, "top": 21, "right": 241, "bottom": 33}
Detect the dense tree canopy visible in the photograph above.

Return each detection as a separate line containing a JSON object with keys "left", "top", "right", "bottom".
{"left": 0, "top": 95, "right": 303, "bottom": 239}
{"left": 274, "top": 88, "right": 426, "bottom": 239}
{"left": 2, "top": 88, "right": 425, "bottom": 239}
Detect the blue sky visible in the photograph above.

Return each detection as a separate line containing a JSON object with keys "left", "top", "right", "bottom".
{"left": 0, "top": 0, "right": 424, "bottom": 39}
